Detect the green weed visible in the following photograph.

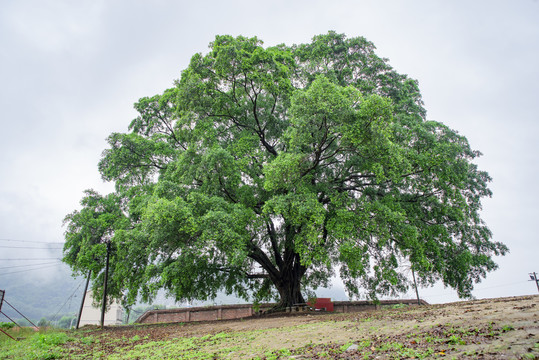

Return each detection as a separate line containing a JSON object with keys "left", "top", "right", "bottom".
{"left": 501, "top": 324, "right": 514, "bottom": 332}
{"left": 447, "top": 334, "right": 466, "bottom": 345}
{"left": 340, "top": 341, "right": 355, "bottom": 352}
{"left": 0, "top": 322, "right": 15, "bottom": 330}
{"left": 391, "top": 303, "right": 408, "bottom": 309}
{"left": 0, "top": 328, "right": 71, "bottom": 360}
{"left": 78, "top": 335, "right": 95, "bottom": 345}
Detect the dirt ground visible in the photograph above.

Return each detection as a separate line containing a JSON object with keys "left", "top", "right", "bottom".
{"left": 72, "top": 295, "right": 539, "bottom": 359}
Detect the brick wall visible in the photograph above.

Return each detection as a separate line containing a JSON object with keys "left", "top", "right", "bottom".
{"left": 135, "top": 299, "right": 427, "bottom": 324}
{"left": 333, "top": 299, "right": 428, "bottom": 313}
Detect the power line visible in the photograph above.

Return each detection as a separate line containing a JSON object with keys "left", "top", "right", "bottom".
{"left": 50, "top": 278, "right": 85, "bottom": 323}
{"left": 420, "top": 280, "right": 531, "bottom": 299}
{"left": 473, "top": 280, "right": 529, "bottom": 292}
{"left": 0, "top": 261, "right": 60, "bottom": 270}
{"left": 0, "top": 258, "right": 61, "bottom": 261}
{"left": 0, "top": 245, "right": 63, "bottom": 249}
{"left": 0, "top": 263, "right": 63, "bottom": 276}
{"left": 0, "top": 238, "right": 64, "bottom": 244}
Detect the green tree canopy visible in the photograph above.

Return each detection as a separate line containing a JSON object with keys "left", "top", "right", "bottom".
{"left": 63, "top": 32, "right": 507, "bottom": 309}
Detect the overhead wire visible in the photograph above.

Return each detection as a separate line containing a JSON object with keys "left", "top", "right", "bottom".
{"left": 393, "top": 266, "right": 532, "bottom": 301}
{"left": 0, "top": 263, "right": 63, "bottom": 276}
{"left": 0, "top": 238, "right": 64, "bottom": 244}
{"left": 0, "top": 240, "right": 65, "bottom": 268}
{"left": 1, "top": 237, "right": 87, "bottom": 324}
{"left": 0, "top": 258, "right": 62, "bottom": 261}
{"left": 0, "top": 261, "right": 60, "bottom": 270}
{"left": 472, "top": 280, "right": 530, "bottom": 292}
{"left": 0, "top": 245, "right": 63, "bottom": 249}
{"left": 50, "top": 278, "right": 86, "bottom": 323}
{"left": 417, "top": 280, "right": 531, "bottom": 299}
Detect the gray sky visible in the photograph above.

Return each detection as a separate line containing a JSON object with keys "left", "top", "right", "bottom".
{"left": 1, "top": 0, "right": 538, "bottom": 304}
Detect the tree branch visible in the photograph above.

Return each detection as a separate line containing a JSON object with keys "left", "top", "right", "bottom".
{"left": 247, "top": 242, "right": 280, "bottom": 283}
{"left": 266, "top": 218, "right": 284, "bottom": 270}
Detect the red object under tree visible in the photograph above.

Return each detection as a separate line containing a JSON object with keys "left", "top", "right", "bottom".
{"left": 308, "top": 298, "right": 334, "bottom": 312}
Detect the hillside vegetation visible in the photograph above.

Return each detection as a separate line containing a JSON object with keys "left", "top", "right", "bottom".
{"left": 0, "top": 265, "right": 82, "bottom": 323}
{"left": 1, "top": 295, "right": 537, "bottom": 359}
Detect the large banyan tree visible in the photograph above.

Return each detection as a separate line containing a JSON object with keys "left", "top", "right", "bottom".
{"left": 63, "top": 32, "right": 507, "bottom": 309}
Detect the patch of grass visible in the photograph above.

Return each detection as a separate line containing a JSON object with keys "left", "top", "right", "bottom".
{"left": 339, "top": 340, "right": 355, "bottom": 352}
{"left": 0, "top": 300, "right": 531, "bottom": 359}
{"left": 395, "top": 346, "right": 435, "bottom": 359}
{"left": 95, "top": 331, "right": 247, "bottom": 360}
{"left": 0, "top": 322, "right": 15, "bottom": 330}
{"left": 358, "top": 316, "right": 373, "bottom": 322}
{"left": 447, "top": 334, "right": 466, "bottom": 345}
{"left": 264, "top": 348, "right": 292, "bottom": 359}
{"left": 358, "top": 339, "right": 372, "bottom": 350}
{"left": 378, "top": 341, "right": 404, "bottom": 351}
{"left": 501, "top": 324, "right": 514, "bottom": 332}
{"left": 391, "top": 303, "right": 408, "bottom": 309}
{"left": 298, "top": 340, "right": 437, "bottom": 360}
{"left": 77, "top": 335, "right": 95, "bottom": 345}
{"left": 0, "top": 328, "right": 72, "bottom": 360}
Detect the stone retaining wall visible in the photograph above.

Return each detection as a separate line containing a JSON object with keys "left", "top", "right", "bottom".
{"left": 135, "top": 299, "right": 428, "bottom": 324}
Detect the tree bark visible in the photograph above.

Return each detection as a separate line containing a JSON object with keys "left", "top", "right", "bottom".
{"left": 273, "top": 253, "right": 307, "bottom": 310}
{"left": 275, "top": 276, "right": 305, "bottom": 309}
{"left": 248, "top": 223, "right": 308, "bottom": 311}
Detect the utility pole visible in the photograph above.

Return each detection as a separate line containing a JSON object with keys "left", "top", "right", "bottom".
{"left": 76, "top": 270, "right": 91, "bottom": 330}
{"left": 411, "top": 267, "right": 421, "bottom": 305}
{"left": 530, "top": 272, "right": 539, "bottom": 293}
{"left": 100, "top": 242, "right": 111, "bottom": 329}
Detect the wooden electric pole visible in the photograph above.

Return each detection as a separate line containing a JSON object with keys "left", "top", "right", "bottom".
{"left": 100, "top": 242, "right": 111, "bottom": 329}
{"left": 76, "top": 270, "right": 91, "bottom": 330}
{"left": 530, "top": 272, "right": 539, "bottom": 293}
{"left": 411, "top": 267, "right": 421, "bottom": 305}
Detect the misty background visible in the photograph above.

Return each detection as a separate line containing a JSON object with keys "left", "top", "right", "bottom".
{"left": 1, "top": 0, "right": 538, "bottom": 323}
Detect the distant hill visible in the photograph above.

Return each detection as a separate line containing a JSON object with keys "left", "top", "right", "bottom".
{"left": 0, "top": 248, "right": 348, "bottom": 324}
{"left": 0, "top": 261, "right": 82, "bottom": 323}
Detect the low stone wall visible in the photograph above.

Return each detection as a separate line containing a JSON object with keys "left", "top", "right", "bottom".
{"left": 333, "top": 299, "right": 428, "bottom": 313}
{"left": 135, "top": 299, "right": 427, "bottom": 324}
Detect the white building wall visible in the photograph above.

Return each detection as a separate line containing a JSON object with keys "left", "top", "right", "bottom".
{"left": 79, "top": 291, "right": 123, "bottom": 326}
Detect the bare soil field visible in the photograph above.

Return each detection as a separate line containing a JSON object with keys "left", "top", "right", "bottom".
{"left": 65, "top": 295, "right": 539, "bottom": 359}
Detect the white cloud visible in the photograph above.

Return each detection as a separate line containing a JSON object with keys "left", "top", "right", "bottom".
{"left": 3, "top": 1, "right": 104, "bottom": 54}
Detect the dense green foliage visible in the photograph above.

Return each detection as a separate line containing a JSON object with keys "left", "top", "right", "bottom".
{"left": 63, "top": 32, "right": 507, "bottom": 308}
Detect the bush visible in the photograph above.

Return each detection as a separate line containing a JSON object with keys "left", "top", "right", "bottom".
{"left": 57, "top": 315, "right": 76, "bottom": 329}
{"left": 0, "top": 322, "right": 15, "bottom": 330}
{"left": 38, "top": 317, "right": 50, "bottom": 327}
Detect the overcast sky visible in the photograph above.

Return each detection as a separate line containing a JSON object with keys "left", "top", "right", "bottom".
{"left": 1, "top": 0, "right": 538, "bottom": 304}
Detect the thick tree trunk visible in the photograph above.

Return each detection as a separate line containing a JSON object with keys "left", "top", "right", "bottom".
{"left": 248, "top": 221, "right": 308, "bottom": 311}
{"left": 273, "top": 256, "right": 306, "bottom": 310}
{"left": 275, "top": 276, "right": 305, "bottom": 309}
